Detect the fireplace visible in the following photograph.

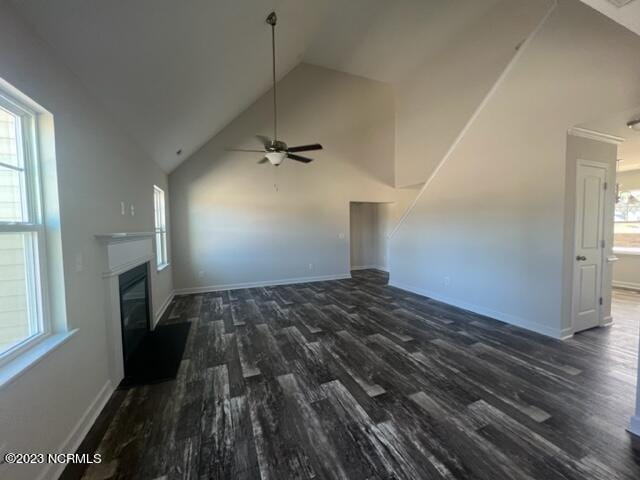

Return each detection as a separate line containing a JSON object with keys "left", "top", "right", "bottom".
{"left": 118, "top": 262, "right": 151, "bottom": 376}
{"left": 96, "top": 232, "right": 189, "bottom": 388}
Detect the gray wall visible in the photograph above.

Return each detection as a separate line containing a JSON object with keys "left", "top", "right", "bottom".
{"left": 169, "top": 64, "right": 414, "bottom": 292}
{"left": 350, "top": 202, "right": 389, "bottom": 271}
{"left": 394, "top": 0, "right": 552, "bottom": 187}
{"left": 0, "top": 2, "right": 173, "bottom": 479}
{"left": 389, "top": 0, "right": 640, "bottom": 339}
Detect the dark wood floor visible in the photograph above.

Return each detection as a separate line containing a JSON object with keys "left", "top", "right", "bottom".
{"left": 72, "top": 270, "right": 640, "bottom": 480}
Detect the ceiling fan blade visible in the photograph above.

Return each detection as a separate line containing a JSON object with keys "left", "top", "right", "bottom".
{"left": 256, "top": 135, "right": 272, "bottom": 148}
{"left": 287, "top": 153, "right": 313, "bottom": 163}
{"left": 258, "top": 158, "right": 269, "bottom": 164}
{"left": 287, "top": 143, "right": 323, "bottom": 153}
{"left": 226, "top": 148, "right": 266, "bottom": 153}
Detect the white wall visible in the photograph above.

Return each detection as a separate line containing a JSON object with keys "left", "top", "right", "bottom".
{"left": 0, "top": 2, "right": 173, "bottom": 479}
{"left": 613, "top": 169, "right": 640, "bottom": 290}
{"left": 394, "top": 0, "right": 552, "bottom": 187}
{"left": 613, "top": 255, "right": 640, "bottom": 290}
{"left": 389, "top": 0, "right": 640, "bottom": 339}
{"left": 169, "top": 63, "right": 415, "bottom": 292}
{"left": 350, "top": 202, "right": 389, "bottom": 271}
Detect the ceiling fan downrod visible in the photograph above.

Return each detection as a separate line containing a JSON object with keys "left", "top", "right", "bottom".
{"left": 266, "top": 11, "right": 278, "bottom": 142}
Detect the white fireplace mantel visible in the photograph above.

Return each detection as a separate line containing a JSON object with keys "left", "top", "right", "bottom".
{"left": 95, "top": 231, "right": 154, "bottom": 243}
{"left": 95, "top": 232, "right": 155, "bottom": 386}
{"left": 95, "top": 232, "right": 154, "bottom": 278}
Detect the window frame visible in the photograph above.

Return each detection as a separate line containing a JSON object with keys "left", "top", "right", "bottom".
{"left": 613, "top": 188, "right": 640, "bottom": 254}
{"left": 153, "top": 185, "right": 169, "bottom": 271}
{"left": 0, "top": 90, "right": 51, "bottom": 366}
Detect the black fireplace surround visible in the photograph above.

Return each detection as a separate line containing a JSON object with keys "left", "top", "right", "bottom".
{"left": 117, "top": 262, "right": 190, "bottom": 388}
{"left": 118, "top": 262, "right": 151, "bottom": 378}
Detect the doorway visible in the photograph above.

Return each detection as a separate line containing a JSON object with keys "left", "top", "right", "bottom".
{"left": 572, "top": 160, "right": 609, "bottom": 333}
{"left": 349, "top": 202, "right": 389, "bottom": 272}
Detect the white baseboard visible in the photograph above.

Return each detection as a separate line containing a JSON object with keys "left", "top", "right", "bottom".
{"left": 601, "top": 315, "right": 614, "bottom": 328}
{"left": 351, "top": 265, "right": 388, "bottom": 272}
{"left": 628, "top": 415, "right": 640, "bottom": 438}
{"left": 388, "top": 280, "right": 569, "bottom": 340}
{"left": 174, "top": 273, "right": 352, "bottom": 295}
{"left": 558, "top": 327, "right": 575, "bottom": 341}
{"left": 154, "top": 291, "right": 175, "bottom": 328}
{"left": 612, "top": 280, "right": 640, "bottom": 291}
{"left": 37, "top": 380, "right": 114, "bottom": 480}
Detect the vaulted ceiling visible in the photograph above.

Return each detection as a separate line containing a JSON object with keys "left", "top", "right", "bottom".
{"left": 10, "top": 0, "right": 578, "bottom": 172}
{"left": 10, "top": 0, "right": 518, "bottom": 171}
{"left": 579, "top": 0, "right": 640, "bottom": 37}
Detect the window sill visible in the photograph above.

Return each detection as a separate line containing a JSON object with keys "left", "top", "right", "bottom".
{"left": 613, "top": 247, "right": 640, "bottom": 256}
{"left": 157, "top": 262, "right": 170, "bottom": 272}
{"left": 0, "top": 329, "right": 78, "bottom": 391}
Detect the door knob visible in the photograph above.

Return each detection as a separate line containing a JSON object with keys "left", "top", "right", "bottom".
{"left": 576, "top": 255, "right": 587, "bottom": 261}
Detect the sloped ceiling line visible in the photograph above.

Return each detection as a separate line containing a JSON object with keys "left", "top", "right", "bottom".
{"left": 387, "top": 0, "right": 558, "bottom": 238}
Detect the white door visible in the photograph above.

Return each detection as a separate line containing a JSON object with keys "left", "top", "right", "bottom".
{"left": 572, "top": 161, "right": 607, "bottom": 333}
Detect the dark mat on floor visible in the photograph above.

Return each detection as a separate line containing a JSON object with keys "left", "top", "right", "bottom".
{"left": 119, "top": 321, "right": 191, "bottom": 388}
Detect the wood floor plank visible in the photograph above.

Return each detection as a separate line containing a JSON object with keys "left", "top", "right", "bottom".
{"left": 74, "top": 271, "right": 640, "bottom": 480}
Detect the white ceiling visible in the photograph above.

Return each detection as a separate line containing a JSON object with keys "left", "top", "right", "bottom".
{"left": 579, "top": 0, "right": 640, "bottom": 37}
{"left": 303, "top": 0, "right": 503, "bottom": 84}
{"left": 11, "top": 0, "right": 540, "bottom": 171}
{"left": 579, "top": 106, "right": 640, "bottom": 172}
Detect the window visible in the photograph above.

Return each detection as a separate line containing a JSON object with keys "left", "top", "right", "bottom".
{"left": 0, "top": 91, "right": 47, "bottom": 359}
{"left": 614, "top": 189, "right": 640, "bottom": 252}
{"left": 153, "top": 185, "right": 168, "bottom": 269}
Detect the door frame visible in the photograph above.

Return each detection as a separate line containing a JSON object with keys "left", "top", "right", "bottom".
{"left": 570, "top": 159, "right": 610, "bottom": 334}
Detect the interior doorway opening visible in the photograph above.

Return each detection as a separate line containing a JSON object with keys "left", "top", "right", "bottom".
{"left": 569, "top": 106, "right": 640, "bottom": 439}
{"left": 349, "top": 202, "right": 392, "bottom": 272}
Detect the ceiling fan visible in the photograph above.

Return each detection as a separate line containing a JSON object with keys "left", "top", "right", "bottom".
{"left": 226, "top": 11, "right": 323, "bottom": 166}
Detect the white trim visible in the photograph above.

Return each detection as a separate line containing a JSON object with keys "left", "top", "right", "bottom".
{"left": 94, "top": 232, "right": 154, "bottom": 244}
{"left": 0, "top": 87, "right": 53, "bottom": 363}
{"left": 613, "top": 247, "right": 640, "bottom": 256}
{"left": 388, "top": 280, "right": 572, "bottom": 340}
{"left": 174, "top": 273, "right": 352, "bottom": 295}
{"left": 351, "top": 265, "right": 389, "bottom": 272}
{"left": 628, "top": 416, "right": 640, "bottom": 438}
{"left": 101, "top": 253, "right": 153, "bottom": 278}
{"left": 36, "top": 380, "right": 114, "bottom": 480}
{"left": 388, "top": 0, "right": 558, "bottom": 238}
{"left": 601, "top": 315, "right": 614, "bottom": 327}
{"left": 612, "top": 280, "right": 640, "bottom": 291}
{"left": 157, "top": 262, "right": 171, "bottom": 272}
{"left": 0, "top": 330, "right": 77, "bottom": 390}
{"left": 567, "top": 127, "right": 625, "bottom": 145}
{"left": 154, "top": 291, "right": 175, "bottom": 327}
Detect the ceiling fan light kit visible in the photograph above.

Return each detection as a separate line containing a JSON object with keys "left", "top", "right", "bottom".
{"left": 628, "top": 118, "right": 640, "bottom": 131}
{"left": 225, "top": 11, "right": 323, "bottom": 166}
{"left": 266, "top": 151, "right": 287, "bottom": 166}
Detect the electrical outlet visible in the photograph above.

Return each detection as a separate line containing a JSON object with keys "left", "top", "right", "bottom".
{"left": 308, "top": 263, "right": 314, "bottom": 270}
{"left": 120, "top": 201, "right": 126, "bottom": 216}
{"left": 338, "top": 233, "right": 345, "bottom": 240}
{"left": 198, "top": 270, "right": 205, "bottom": 279}
{"left": 443, "top": 276, "right": 451, "bottom": 286}
{"left": 130, "top": 204, "right": 135, "bottom": 216}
